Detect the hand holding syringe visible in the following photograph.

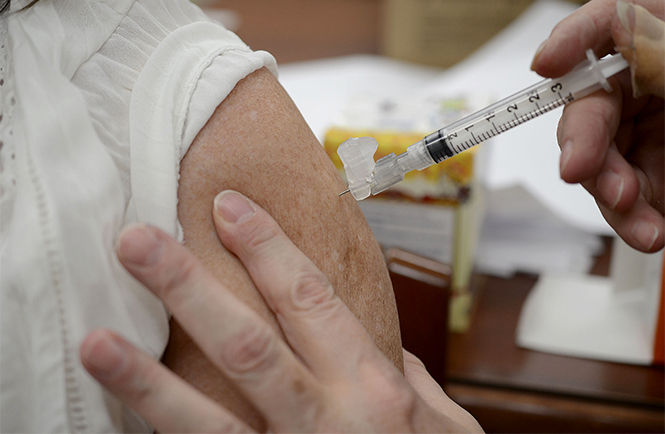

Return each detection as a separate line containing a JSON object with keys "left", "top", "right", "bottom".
{"left": 337, "top": 50, "right": 628, "bottom": 201}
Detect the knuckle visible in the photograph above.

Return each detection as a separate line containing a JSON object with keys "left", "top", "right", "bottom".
{"left": 587, "top": 105, "right": 613, "bottom": 134}
{"left": 290, "top": 268, "right": 336, "bottom": 311}
{"left": 203, "top": 417, "right": 248, "bottom": 434}
{"left": 365, "top": 371, "right": 418, "bottom": 426}
{"left": 239, "top": 217, "right": 281, "bottom": 255}
{"left": 380, "top": 374, "right": 415, "bottom": 410}
{"left": 152, "top": 253, "right": 198, "bottom": 300}
{"left": 218, "top": 324, "right": 277, "bottom": 376}
{"left": 357, "top": 352, "right": 415, "bottom": 412}
{"left": 300, "top": 393, "right": 329, "bottom": 431}
{"left": 129, "top": 359, "right": 161, "bottom": 406}
{"left": 635, "top": 167, "right": 653, "bottom": 204}
{"left": 111, "top": 352, "right": 162, "bottom": 408}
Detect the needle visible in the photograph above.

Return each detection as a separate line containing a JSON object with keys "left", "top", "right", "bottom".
{"left": 338, "top": 189, "right": 350, "bottom": 197}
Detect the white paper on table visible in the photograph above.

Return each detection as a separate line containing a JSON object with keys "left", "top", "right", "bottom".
{"left": 476, "top": 185, "right": 603, "bottom": 277}
{"left": 516, "top": 241, "right": 664, "bottom": 365}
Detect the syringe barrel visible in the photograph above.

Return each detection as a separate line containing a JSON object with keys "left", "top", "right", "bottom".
{"left": 417, "top": 51, "right": 629, "bottom": 165}
{"left": 421, "top": 132, "right": 455, "bottom": 163}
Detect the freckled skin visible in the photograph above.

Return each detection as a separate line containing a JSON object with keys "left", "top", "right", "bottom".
{"left": 292, "top": 379, "right": 305, "bottom": 395}
{"left": 162, "top": 68, "right": 402, "bottom": 431}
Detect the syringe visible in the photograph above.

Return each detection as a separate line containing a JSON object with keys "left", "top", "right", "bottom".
{"left": 337, "top": 50, "right": 629, "bottom": 200}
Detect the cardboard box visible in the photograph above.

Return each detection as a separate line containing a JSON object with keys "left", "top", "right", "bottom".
{"left": 325, "top": 127, "right": 476, "bottom": 205}
{"left": 324, "top": 127, "right": 484, "bottom": 330}
{"left": 383, "top": 0, "right": 536, "bottom": 67}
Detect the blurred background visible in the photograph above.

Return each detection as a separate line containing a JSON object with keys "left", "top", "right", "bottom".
{"left": 194, "top": 0, "right": 564, "bottom": 66}
{"left": 192, "top": 1, "right": 663, "bottom": 433}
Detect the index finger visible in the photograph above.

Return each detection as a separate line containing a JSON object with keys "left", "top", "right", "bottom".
{"left": 212, "top": 190, "right": 394, "bottom": 381}
{"left": 557, "top": 81, "right": 623, "bottom": 183}
{"left": 115, "top": 223, "right": 323, "bottom": 431}
{"left": 531, "top": 0, "right": 617, "bottom": 77}
{"left": 532, "top": 0, "right": 665, "bottom": 78}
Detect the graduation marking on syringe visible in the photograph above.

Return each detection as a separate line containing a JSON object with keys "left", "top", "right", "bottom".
{"left": 336, "top": 51, "right": 630, "bottom": 201}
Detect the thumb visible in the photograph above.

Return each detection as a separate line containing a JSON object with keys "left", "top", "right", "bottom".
{"left": 403, "top": 349, "right": 457, "bottom": 414}
{"left": 613, "top": 0, "right": 665, "bottom": 97}
{"left": 403, "top": 349, "right": 483, "bottom": 432}
{"left": 403, "top": 349, "right": 447, "bottom": 406}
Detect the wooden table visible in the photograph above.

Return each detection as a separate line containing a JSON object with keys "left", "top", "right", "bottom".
{"left": 389, "top": 241, "right": 664, "bottom": 433}
{"left": 445, "top": 271, "right": 665, "bottom": 433}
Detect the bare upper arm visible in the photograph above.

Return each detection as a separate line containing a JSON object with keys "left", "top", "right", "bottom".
{"left": 163, "top": 67, "right": 402, "bottom": 430}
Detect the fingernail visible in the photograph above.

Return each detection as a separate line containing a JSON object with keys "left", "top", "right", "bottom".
{"left": 214, "top": 190, "right": 255, "bottom": 224}
{"left": 116, "top": 224, "right": 163, "bottom": 266}
{"left": 560, "top": 140, "right": 573, "bottom": 176}
{"left": 631, "top": 221, "right": 659, "bottom": 251}
{"left": 616, "top": 0, "right": 634, "bottom": 33}
{"left": 81, "top": 331, "right": 128, "bottom": 381}
{"left": 530, "top": 39, "right": 548, "bottom": 70}
{"left": 596, "top": 170, "right": 624, "bottom": 209}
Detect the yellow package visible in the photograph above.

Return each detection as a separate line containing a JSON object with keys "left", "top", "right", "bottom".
{"left": 324, "top": 127, "right": 477, "bottom": 206}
